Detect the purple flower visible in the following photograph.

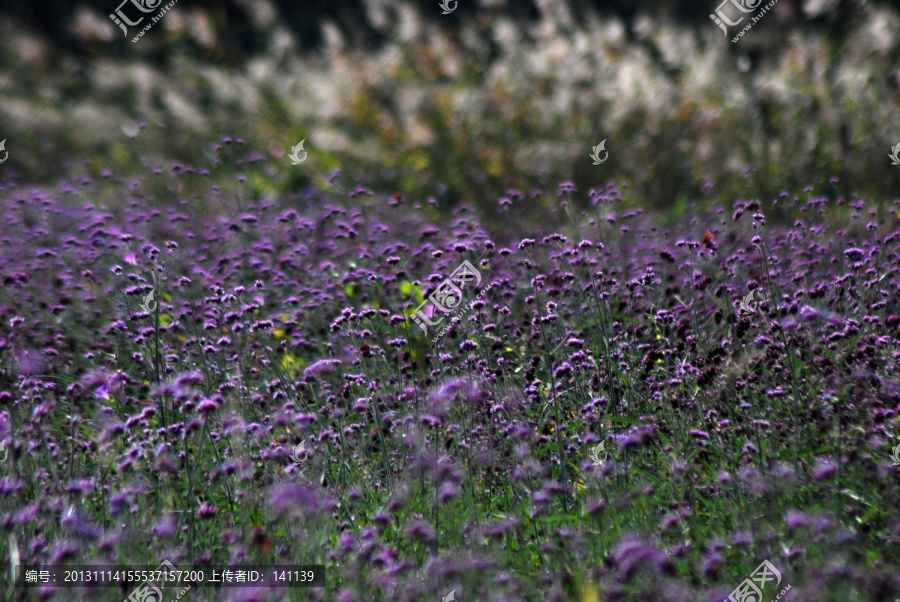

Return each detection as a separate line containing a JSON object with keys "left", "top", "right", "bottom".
{"left": 269, "top": 483, "right": 324, "bottom": 518}
{"left": 151, "top": 515, "right": 177, "bottom": 538}
{"left": 304, "top": 359, "right": 342, "bottom": 380}
{"left": 843, "top": 247, "right": 864, "bottom": 262}
{"left": 785, "top": 509, "right": 808, "bottom": 528}
{"left": 612, "top": 536, "right": 672, "bottom": 582}
{"left": 198, "top": 502, "right": 217, "bottom": 519}
{"left": 197, "top": 398, "right": 218, "bottom": 414}
{"left": 403, "top": 520, "right": 435, "bottom": 543}
{"left": 813, "top": 459, "right": 838, "bottom": 481}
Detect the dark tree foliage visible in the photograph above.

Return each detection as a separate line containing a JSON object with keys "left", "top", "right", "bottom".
{"left": 4, "top": 0, "right": 880, "bottom": 62}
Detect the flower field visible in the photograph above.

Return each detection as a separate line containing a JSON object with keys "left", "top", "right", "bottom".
{"left": 3, "top": 0, "right": 900, "bottom": 599}
{"left": 1, "top": 167, "right": 899, "bottom": 600}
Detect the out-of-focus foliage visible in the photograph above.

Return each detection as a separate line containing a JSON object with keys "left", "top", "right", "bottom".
{"left": 1, "top": 0, "right": 889, "bottom": 58}
{"left": 1, "top": 0, "right": 898, "bottom": 220}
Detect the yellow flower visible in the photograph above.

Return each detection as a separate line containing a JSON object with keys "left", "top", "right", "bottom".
{"left": 281, "top": 354, "right": 304, "bottom": 374}
{"left": 580, "top": 581, "right": 600, "bottom": 602}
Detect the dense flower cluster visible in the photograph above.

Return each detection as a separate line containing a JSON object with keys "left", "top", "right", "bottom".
{"left": 0, "top": 172, "right": 899, "bottom": 600}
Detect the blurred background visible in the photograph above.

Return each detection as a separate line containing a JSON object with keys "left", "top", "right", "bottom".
{"left": 1, "top": 0, "right": 898, "bottom": 220}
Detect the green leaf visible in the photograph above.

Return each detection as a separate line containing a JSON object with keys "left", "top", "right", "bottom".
{"left": 631, "top": 468, "right": 663, "bottom": 487}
